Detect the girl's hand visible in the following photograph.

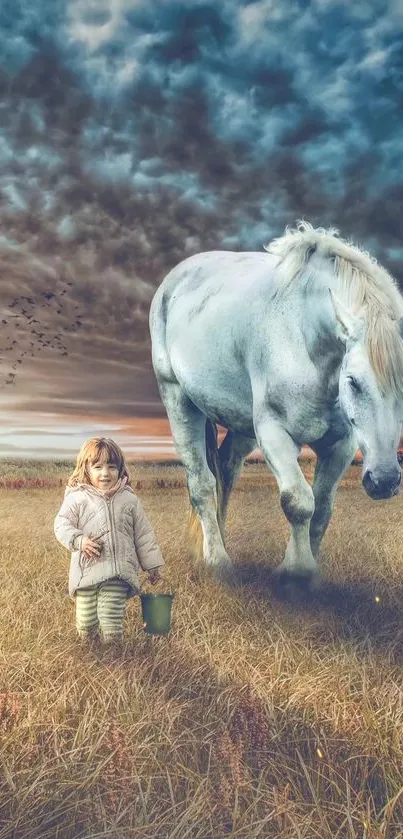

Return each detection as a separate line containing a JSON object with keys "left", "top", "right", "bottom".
{"left": 148, "top": 568, "right": 162, "bottom": 584}
{"left": 81, "top": 535, "right": 101, "bottom": 560}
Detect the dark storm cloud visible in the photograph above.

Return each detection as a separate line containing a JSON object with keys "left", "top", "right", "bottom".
{"left": 0, "top": 240, "right": 161, "bottom": 411}
{"left": 1, "top": 0, "right": 403, "bottom": 424}
{"left": 62, "top": 0, "right": 403, "bottom": 252}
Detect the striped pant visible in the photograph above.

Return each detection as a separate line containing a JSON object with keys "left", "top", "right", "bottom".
{"left": 75, "top": 578, "right": 130, "bottom": 641}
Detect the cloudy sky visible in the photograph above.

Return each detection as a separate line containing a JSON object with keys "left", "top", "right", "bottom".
{"left": 0, "top": 0, "right": 402, "bottom": 459}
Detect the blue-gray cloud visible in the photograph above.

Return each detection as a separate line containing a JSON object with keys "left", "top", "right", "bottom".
{"left": 1, "top": 0, "right": 403, "bottom": 417}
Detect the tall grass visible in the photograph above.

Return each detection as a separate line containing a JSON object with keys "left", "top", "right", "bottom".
{"left": 0, "top": 463, "right": 402, "bottom": 838}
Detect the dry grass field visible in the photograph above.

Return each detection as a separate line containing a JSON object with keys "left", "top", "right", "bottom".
{"left": 0, "top": 458, "right": 402, "bottom": 839}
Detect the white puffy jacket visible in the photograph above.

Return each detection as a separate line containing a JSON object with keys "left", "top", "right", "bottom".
{"left": 54, "top": 478, "right": 164, "bottom": 597}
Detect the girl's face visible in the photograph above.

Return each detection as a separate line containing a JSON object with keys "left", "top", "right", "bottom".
{"left": 87, "top": 459, "right": 119, "bottom": 489}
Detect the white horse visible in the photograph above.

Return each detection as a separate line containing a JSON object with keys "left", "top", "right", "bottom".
{"left": 149, "top": 221, "right": 403, "bottom": 584}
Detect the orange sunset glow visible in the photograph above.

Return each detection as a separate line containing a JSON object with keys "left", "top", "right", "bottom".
{"left": 0, "top": 396, "right": 400, "bottom": 462}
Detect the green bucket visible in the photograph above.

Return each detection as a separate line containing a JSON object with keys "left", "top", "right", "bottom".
{"left": 140, "top": 593, "right": 174, "bottom": 635}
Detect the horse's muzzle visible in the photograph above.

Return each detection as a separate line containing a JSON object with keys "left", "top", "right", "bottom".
{"left": 362, "top": 469, "right": 401, "bottom": 500}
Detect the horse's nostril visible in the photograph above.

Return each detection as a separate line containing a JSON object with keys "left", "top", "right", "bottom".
{"left": 363, "top": 470, "right": 374, "bottom": 490}
{"left": 363, "top": 468, "right": 401, "bottom": 498}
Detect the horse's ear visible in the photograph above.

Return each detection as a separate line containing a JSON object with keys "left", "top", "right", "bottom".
{"left": 398, "top": 317, "right": 403, "bottom": 340}
{"left": 329, "top": 289, "right": 363, "bottom": 343}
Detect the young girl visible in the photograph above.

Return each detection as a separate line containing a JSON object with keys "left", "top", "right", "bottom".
{"left": 54, "top": 437, "right": 165, "bottom": 643}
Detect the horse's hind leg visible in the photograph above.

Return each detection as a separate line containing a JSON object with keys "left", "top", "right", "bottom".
{"left": 309, "top": 432, "right": 357, "bottom": 559}
{"left": 254, "top": 413, "right": 317, "bottom": 583}
{"left": 157, "top": 379, "right": 232, "bottom": 575}
{"left": 218, "top": 431, "right": 257, "bottom": 538}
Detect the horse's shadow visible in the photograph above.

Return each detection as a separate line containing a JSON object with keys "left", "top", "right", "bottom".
{"left": 227, "top": 558, "right": 403, "bottom": 662}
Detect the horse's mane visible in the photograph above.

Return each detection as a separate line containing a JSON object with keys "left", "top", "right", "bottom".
{"left": 265, "top": 220, "right": 403, "bottom": 397}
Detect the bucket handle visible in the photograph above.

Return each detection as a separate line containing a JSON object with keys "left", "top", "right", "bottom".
{"left": 139, "top": 577, "right": 174, "bottom": 597}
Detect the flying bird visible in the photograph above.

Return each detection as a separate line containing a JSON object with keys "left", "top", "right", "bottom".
{"left": 1, "top": 276, "right": 79, "bottom": 386}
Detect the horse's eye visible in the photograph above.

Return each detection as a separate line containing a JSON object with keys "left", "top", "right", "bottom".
{"left": 347, "top": 376, "right": 361, "bottom": 393}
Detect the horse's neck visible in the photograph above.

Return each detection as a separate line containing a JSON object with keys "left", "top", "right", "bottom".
{"left": 301, "top": 285, "right": 346, "bottom": 381}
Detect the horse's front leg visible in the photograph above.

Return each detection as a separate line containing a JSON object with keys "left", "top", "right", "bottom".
{"left": 309, "top": 432, "right": 357, "bottom": 558}
{"left": 254, "top": 414, "right": 317, "bottom": 582}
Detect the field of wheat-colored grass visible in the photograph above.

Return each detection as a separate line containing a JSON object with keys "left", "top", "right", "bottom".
{"left": 0, "top": 458, "right": 402, "bottom": 839}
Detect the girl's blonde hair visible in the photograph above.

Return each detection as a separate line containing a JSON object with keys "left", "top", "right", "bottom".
{"left": 67, "top": 437, "right": 131, "bottom": 487}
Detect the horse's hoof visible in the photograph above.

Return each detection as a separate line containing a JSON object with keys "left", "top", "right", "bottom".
{"left": 308, "top": 572, "right": 321, "bottom": 592}
{"left": 218, "top": 564, "right": 239, "bottom": 587}
{"left": 272, "top": 568, "right": 320, "bottom": 600}
{"left": 208, "top": 552, "right": 236, "bottom": 585}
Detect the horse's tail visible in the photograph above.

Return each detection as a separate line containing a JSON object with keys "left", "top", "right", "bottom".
{"left": 186, "top": 419, "right": 224, "bottom": 562}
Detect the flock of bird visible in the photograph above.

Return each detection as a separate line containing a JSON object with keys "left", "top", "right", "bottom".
{"left": 0, "top": 278, "right": 85, "bottom": 388}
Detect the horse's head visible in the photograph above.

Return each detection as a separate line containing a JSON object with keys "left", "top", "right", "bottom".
{"left": 331, "top": 291, "right": 402, "bottom": 500}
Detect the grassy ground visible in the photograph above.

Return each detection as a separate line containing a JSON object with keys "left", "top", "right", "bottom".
{"left": 0, "top": 460, "right": 402, "bottom": 838}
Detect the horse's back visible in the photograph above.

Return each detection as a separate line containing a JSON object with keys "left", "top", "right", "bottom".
{"left": 150, "top": 249, "right": 275, "bottom": 364}
{"left": 150, "top": 250, "right": 276, "bottom": 343}
{"left": 153, "top": 250, "right": 274, "bottom": 309}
